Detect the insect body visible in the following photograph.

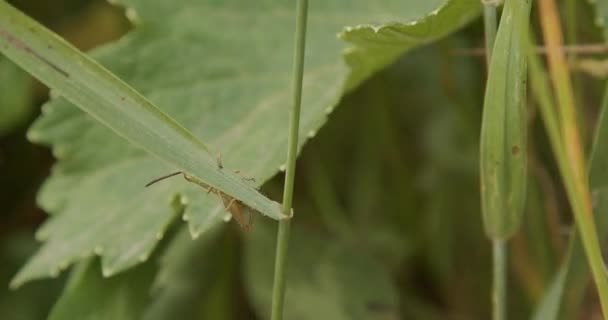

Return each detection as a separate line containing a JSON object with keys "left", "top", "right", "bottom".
{"left": 145, "top": 171, "right": 254, "bottom": 232}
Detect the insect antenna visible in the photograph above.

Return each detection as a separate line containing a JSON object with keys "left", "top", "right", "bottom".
{"left": 145, "top": 171, "right": 183, "bottom": 187}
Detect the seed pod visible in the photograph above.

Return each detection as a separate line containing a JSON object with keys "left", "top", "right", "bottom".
{"left": 480, "top": 0, "right": 532, "bottom": 240}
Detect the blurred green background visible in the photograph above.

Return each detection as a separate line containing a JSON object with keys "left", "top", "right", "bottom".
{"left": 1, "top": 0, "right": 606, "bottom": 319}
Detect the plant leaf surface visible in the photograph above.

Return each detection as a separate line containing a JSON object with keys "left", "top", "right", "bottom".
{"left": 8, "top": 0, "right": 479, "bottom": 286}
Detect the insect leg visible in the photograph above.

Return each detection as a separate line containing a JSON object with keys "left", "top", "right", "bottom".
{"left": 244, "top": 207, "right": 254, "bottom": 232}
{"left": 182, "top": 173, "right": 212, "bottom": 190}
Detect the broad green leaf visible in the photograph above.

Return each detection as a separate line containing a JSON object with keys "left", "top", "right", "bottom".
{"left": 48, "top": 226, "right": 229, "bottom": 320}
{"left": 0, "top": 57, "right": 32, "bottom": 136}
{"left": 48, "top": 259, "right": 155, "bottom": 320}
{"left": 0, "top": 1, "right": 284, "bottom": 220}
{"left": 245, "top": 221, "right": 399, "bottom": 320}
{"left": 479, "top": 0, "right": 531, "bottom": 239}
{"left": 8, "top": 0, "right": 480, "bottom": 286}
{"left": 340, "top": 0, "right": 481, "bottom": 90}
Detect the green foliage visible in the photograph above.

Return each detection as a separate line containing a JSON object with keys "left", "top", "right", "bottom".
{"left": 46, "top": 225, "right": 229, "bottom": 320}
{"left": 48, "top": 259, "right": 155, "bottom": 320}
{"left": 1, "top": 0, "right": 607, "bottom": 319}
{"left": 294, "top": 42, "right": 487, "bottom": 318}
{"left": 0, "top": 0, "right": 480, "bottom": 288}
{"left": 528, "top": 0, "right": 608, "bottom": 314}
{"left": 339, "top": 0, "right": 480, "bottom": 90}
{"left": 0, "top": 1, "right": 285, "bottom": 221}
{"left": 245, "top": 221, "right": 399, "bottom": 319}
{"left": 533, "top": 83, "right": 608, "bottom": 320}
{"left": 479, "top": 0, "right": 531, "bottom": 240}
{"left": 142, "top": 225, "right": 232, "bottom": 320}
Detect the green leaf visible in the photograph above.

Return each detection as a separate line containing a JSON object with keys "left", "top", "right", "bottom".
{"left": 0, "top": 1, "right": 284, "bottom": 220}
{"left": 479, "top": 0, "right": 531, "bottom": 239}
{"left": 48, "top": 226, "right": 230, "bottom": 320}
{"left": 48, "top": 259, "right": 155, "bottom": 320}
{"left": 6, "top": 0, "right": 479, "bottom": 286}
{"left": 340, "top": 0, "right": 480, "bottom": 90}
{"left": 0, "top": 57, "right": 32, "bottom": 136}
{"left": 245, "top": 222, "right": 399, "bottom": 320}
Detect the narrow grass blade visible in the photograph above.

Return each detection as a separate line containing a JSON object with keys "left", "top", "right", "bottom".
{"left": 537, "top": 0, "right": 608, "bottom": 316}
{"left": 0, "top": 1, "right": 284, "bottom": 220}
{"left": 532, "top": 264, "right": 567, "bottom": 320}
{"left": 530, "top": 69, "right": 608, "bottom": 318}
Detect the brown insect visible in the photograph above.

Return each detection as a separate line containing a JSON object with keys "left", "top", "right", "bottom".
{"left": 145, "top": 171, "right": 254, "bottom": 232}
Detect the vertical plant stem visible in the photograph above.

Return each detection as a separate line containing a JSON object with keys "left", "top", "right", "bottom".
{"left": 493, "top": 241, "right": 507, "bottom": 320}
{"left": 270, "top": 1, "right": 308, "bottom": 320}
{"left": 537, "top": 0, "right": 608, "bottom": 316}
{"left": 483, "top": 3, "right": 507, "bottom": 320}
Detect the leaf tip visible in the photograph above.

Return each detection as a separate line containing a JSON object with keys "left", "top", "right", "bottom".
{"left": 102, "top": 267, "right": 114, "bottom": 278}
{"left": 191, "top": 231, "right": 201, "bottom": 239}
{"left": 138, "top": 254, "right": 149, "bottom": 262}
{"left": 26, "top": 129, "right": 42, "bottom": 142}
{"left": 125, "top": 7, "right": 140, "bottom": 24}
{"left": 49, "top": 267, "right": 61, "bottom": 278}
{"left": 8, "top": 277, "right": 22, "bottom": 290}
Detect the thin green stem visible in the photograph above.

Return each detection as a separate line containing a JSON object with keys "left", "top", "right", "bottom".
{"left": 493, "top": 240, "right": 507, "bottom": 320}
{"left": 271, "top": 220, "right": 292, "bottom": 320}
{"left": 483, "top": 4, "right": 507, "bottom": 320}
{"left": 270, "top": 1, "right": 308, "bottom": 320}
